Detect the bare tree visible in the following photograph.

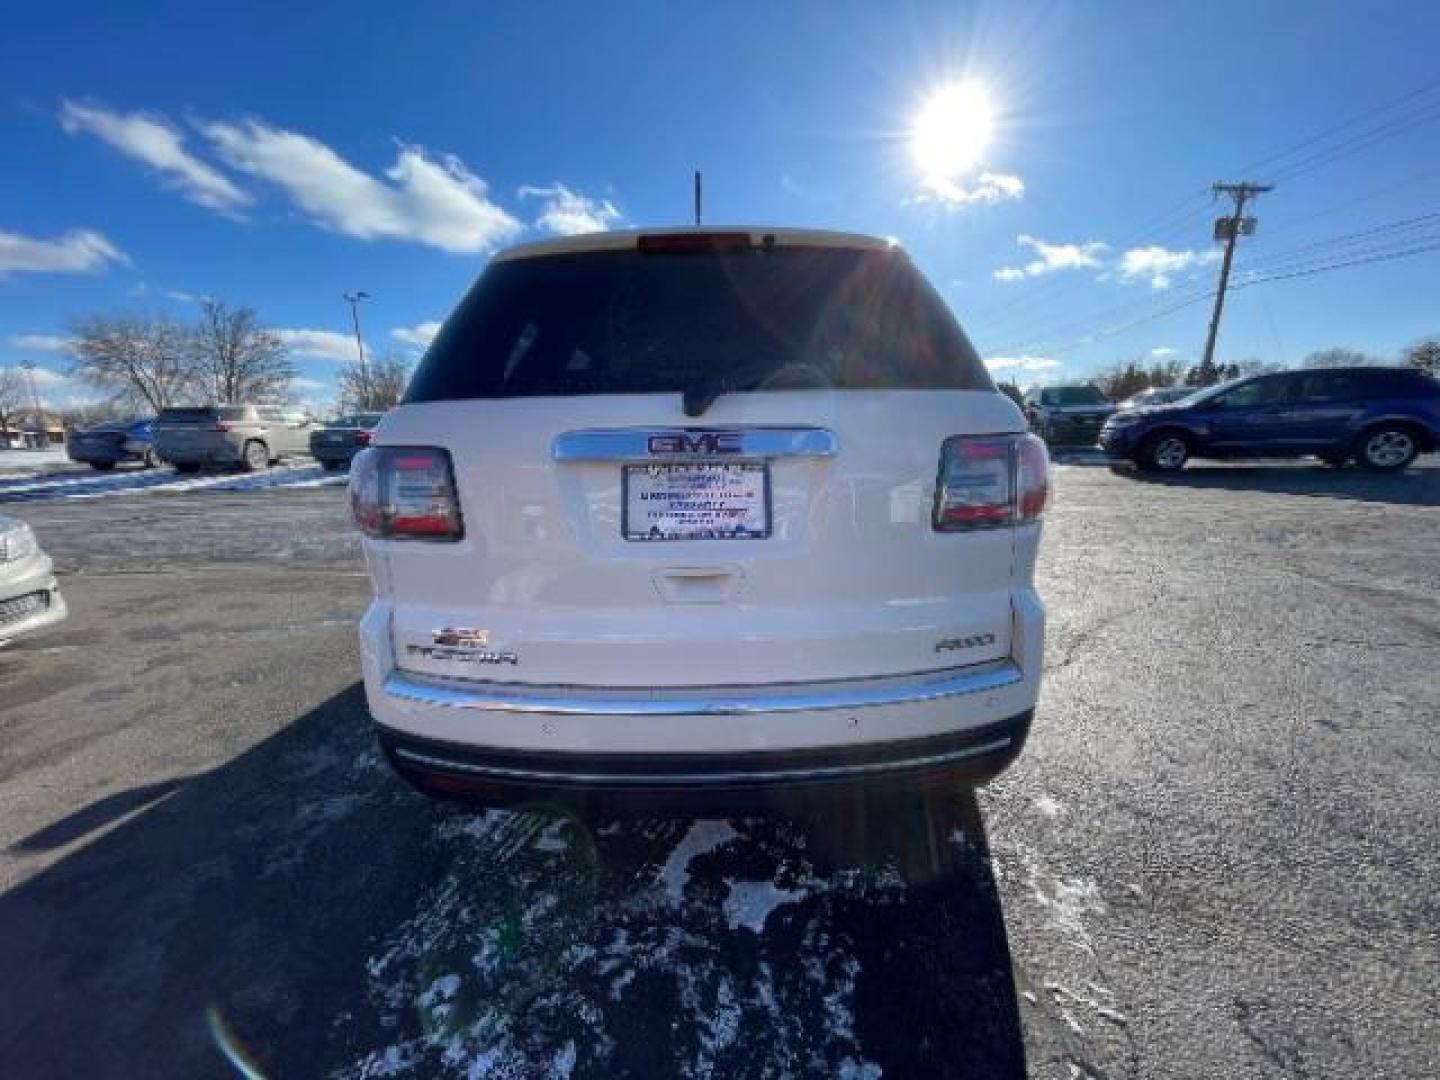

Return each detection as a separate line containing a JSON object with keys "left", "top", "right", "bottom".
{"left": 1403, "top": 337, "right": 1440, "bottom": 377}
{"left": 68, "top": 313, "right": 196, "bottom": 412}
{"left": 0, "top": 367, "right": 25, "bottom": 442}
{"left": 191, "top": 299, "right": 294, "bottom": 403}
{"left": 337, "top": 352, "right": 411, "bottom": 412}
{"left": 1094, "top": 355, "right": 1190, "bottom": 400}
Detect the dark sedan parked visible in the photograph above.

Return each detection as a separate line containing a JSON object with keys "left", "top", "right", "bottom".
{"left": 1100, "top": 366, "right": 1440, "bottom": 471}
{"left": 309, "top": 413, "right": 383, "bottom": 470}
{"left": 66, "top": 419, "right": 157, "bottom": 471}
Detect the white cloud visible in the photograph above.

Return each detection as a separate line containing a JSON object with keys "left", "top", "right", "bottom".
{"left": 10, "top": 334, "right": 76, "bottom": 354}
{"left": 274, "top": 328, "right": 363, "bottom": 362}
{"left": 1150, "top": 346, "right": 1178, "bottom": 358}
{"left": 0, "top": 228, "right": 128, "bottom": 278}
{"left": 518, "top": 183, "right": 622, "bottom": 236}
{"left": 12, "top": 365, "right": 101, "bottom": 409}
{"left": 391, "top": 321, "right": 442, "bottom": 349}
{"left": 1119, "top": 245, "right": 1217, "bottom": 289}
{"left": 202, "top": 119, "right": 522, "bottom": 253}
{"left": 916, "top": 171, "right": 1025, "bottom": 211}
{"left": 288, "top": 376, "right": 328, "bottom": 392}
{"left": 164, "top": 288, "right": 198, "bottom": 303}
{"left": 60, "top": 101, "right": 250, "bottom": 213}
{"left": 24, "top": 366, "right": 71, "bottom": 388}
{"left": 994, "top": 235, "right": 1108, "bottom": 281}
{"left": 984, "top": 355, "right": 1063, "bottom": 374}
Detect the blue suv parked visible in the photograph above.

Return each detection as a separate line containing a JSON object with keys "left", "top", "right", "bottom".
{"left": 1099, "top": 367, "right": 1440, "bottom": 472}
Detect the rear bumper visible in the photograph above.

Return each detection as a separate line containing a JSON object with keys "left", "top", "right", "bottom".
{"left": 310, "top": 442, "right": 362, "bottom": 461}
{"left": 155, "top": 438, "right": 244, "bottom": 466}
{"left": 67, "top": 446, "right": 122, "bottom": 464}
{"left": 359, "top": 590, "right": 1045, "bottom": 805}
{"left": 378, "top": 709, "right": 1031, "bottom": 806}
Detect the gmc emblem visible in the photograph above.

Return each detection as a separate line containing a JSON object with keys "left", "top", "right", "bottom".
{"left": 647, "top": 431, "right": 743, "bottom": 455}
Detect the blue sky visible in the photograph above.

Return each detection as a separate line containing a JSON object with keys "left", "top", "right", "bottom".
{"left": 3, "top": 0, "right": 1439, "bottom": 411}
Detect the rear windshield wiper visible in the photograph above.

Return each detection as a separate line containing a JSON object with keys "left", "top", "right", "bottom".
{"left": 682, "top": 377, "right": 728, "bottom": 417}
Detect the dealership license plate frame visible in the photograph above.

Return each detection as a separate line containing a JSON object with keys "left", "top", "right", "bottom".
{"left": 622, "top": 461, "right": 772, "bottom": 542}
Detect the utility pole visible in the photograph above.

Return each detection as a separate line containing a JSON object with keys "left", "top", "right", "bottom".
{"left": 693, "top": 170, "right": 703, "bottom": 226}
{"left": 1199, "top": 181, "right": 1273, "bottom": 382}
{"left": 342, "top": 290, "right": 371, "bottom": 407}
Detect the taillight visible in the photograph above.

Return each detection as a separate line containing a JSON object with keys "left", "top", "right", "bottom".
{"left": 932, "top": 434, "right": 1049, "bottom": 531}
{"left": 356, "top": 430, "right": 372, "bottom": 446}
{"left": 350, "top": 447, "right": 463, "bottom": 541}
{"left": 212, "top": 422, "right": 231, "bottom": 433}
{"left": 1015, "top": 433, "right": 1049, "bottom": 521}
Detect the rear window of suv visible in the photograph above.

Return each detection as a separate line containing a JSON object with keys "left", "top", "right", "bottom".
{"left": 405, "top": 246, "right": 991, "bottom": 403}
{"left": 157, "top": 406, "right": 251, "bottom": 423}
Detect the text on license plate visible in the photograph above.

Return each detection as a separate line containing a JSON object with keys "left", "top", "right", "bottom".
{"left": 623, "top": 462, "right": 770, "bottom": 541}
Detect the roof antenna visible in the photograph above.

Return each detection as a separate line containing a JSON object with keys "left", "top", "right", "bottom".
{"left": 693, "top": 170, "right": 702, "bottom": 226}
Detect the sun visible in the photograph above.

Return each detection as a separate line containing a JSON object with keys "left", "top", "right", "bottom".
{"left": 911, "top": 83, "right": 995, "bottom": 186}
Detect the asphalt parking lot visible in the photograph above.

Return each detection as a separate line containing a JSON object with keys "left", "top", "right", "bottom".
{"left": 1, "top": 459, "right": 1437, "bottom": 1079}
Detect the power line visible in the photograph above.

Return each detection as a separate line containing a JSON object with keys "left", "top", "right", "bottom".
{"left": 1235, "top": 209, "right": 1440, "bottom": 270}
{"left": 1035, "top": 236, "right": 1440, "bottom": 360}
{"left": 976, "top": 78, "right": 1440, "bottom": 359}
{"left": 1230, "top": 80, "right": 1440, "bottom": 177}
{"left": 1234, "top": 238, "right": 1440, "bottom": 287}
{"left": 1267, "top": 100, "right": 1440, "bottom": 185}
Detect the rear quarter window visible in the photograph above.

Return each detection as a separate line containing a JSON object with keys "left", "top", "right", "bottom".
{"left": 405, "top": 246, "right": 991, "bottom": 403}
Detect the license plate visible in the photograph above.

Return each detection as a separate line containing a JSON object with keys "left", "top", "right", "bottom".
{"left": 623, "top": 462, "right": 770, "bottom": 541}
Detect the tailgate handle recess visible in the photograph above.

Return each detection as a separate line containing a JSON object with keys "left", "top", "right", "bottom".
{"left": 652, "top": 566, "right": 744, "bottom": 604}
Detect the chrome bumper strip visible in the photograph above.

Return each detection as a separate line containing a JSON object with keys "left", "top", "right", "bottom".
{"left": 382, "top": 657, "right": 1021, "bottom": 717}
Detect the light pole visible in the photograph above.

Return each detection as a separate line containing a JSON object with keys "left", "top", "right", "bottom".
{"left": 19, "top": 360, "right": 43, "bottom": 447}
{"left": 343, "top": 290, "right": 371, "bottom": 407}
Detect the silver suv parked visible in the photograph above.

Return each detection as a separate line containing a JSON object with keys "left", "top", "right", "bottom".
{"left": 154, "top": 405, "right": 315, "bottom": 473}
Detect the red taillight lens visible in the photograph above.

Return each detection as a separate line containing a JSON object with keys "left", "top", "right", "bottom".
{"left": 356, "top": 430, "right": 372, "bottom": 446}
{"left": 1015, "top": 433, "right": 1049, "bottom": 522}
{"left": 350, "top": 447, "right": 463, "bottom": 541}
{"left": 932, "top": 434, "right": 1049, "bottom": 531}
{"left": 212, "top": 422, "right": 231, "bottom": 433}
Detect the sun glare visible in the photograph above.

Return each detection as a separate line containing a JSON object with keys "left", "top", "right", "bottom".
{"left": 912, "top": 82, "right": 995, "bottom": 186}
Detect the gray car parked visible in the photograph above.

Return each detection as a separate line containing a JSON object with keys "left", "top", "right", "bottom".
{"left": 309, "top": 412, "right": 383, "bottom": 470}
{"left": 153, "top": 405, "right": 315, "bottom": 473}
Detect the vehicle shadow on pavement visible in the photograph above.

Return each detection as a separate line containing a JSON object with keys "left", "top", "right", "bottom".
{"left": 11, "top": 778, "right": 186, "bottom": 852}
{"left": 1121, "top": 462, "right": 1440, "bottom": 506}
{"left": 0, "top": 684, "right": 1024, "bottom": 1079}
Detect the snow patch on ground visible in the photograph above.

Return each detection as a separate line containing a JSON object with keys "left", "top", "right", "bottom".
{"left": 334, "top": 814, "right": 894, "bottom": 1079}
{"left": 1034, "top": 793, "right": 1065, "bottom": 817}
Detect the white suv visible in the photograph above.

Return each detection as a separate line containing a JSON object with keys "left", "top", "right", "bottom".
{"left": 351, "top": 228, "right": 1047, "bottom": 807}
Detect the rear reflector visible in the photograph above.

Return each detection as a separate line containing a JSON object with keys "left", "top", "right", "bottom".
{"left": 637, "top": 232, "right": 752, "bottom": 254}
{"left": 350, "top": 446, "right": 463, "bottom": 541}
{"left": 933, "top": 433, "right": 1049, "bottom": 531}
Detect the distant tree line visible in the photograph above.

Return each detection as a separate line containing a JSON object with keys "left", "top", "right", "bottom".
{"left": 19, "top": 299, "right": 415, "bottom": 423}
